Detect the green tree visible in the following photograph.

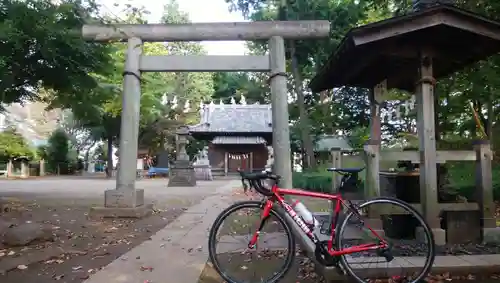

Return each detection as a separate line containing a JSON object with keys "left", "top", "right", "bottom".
{"left": 46, "top": 128, "right": 70, "bottom": 173}
{"left": 225, "top": 0, "right": 368, "bottom": 169}
{"left": 0, "top": 128, "right": 34, "bottom": 162}
{"left": 137, "top": 0, "right": 214, "bottom": 157}
{"left": 0, "top": 0, "right": 113, "bottom": 105}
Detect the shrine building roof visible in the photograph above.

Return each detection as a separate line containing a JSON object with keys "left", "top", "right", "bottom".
{"left": 309, "top": 4, "right": 500, "bottom": 92}
{"left": 189, "top": 102, "right": 272, "bottom": 134}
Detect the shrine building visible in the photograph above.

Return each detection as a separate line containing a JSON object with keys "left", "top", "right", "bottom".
{"left": 189, "top": 100, "right": 272, "bottom": 176}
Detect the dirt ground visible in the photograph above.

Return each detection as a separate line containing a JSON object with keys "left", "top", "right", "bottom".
{"left": 0, "top": 197, "right": 197, "bottom": 283}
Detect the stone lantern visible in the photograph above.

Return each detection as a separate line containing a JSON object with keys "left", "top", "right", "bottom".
{"left": 168, "top": 125, "right": 197, "bottom": 187}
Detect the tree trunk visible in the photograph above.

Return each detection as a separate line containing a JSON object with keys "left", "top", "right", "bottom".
{"left": 106, "top": 137, "right": 113, "bottom": 178}
{"left": 290, "top": 40, "right": 316, "bottom": 169}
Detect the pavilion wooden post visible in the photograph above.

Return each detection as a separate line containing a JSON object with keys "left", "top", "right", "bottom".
{"left": 82, "top": 21, "right": 329, "bottom": 218}
{"left": 474, "top": 140, "right": 500, "bottom": 242}
{"left": 364, "top": 82, "right": 384, "bottom": 198}
{"left": 330, "top": 147, "right": 342, "bottom": 191}
{"left": 363, "top": 82, "right": 385, "bottom": 235}
{"left": 415, "top": 52, "right": 446, "bottom": 245}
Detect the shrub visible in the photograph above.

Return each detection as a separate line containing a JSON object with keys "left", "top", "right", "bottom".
{"left": 448, "top": 162, "right": 500, "bottom": 201}
{"left": 293, "top": 170, "right": 365, "bottom": 193}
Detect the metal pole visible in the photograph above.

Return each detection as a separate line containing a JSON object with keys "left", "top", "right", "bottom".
{"left": 268, "top": 36, "right": 293, "bottom": 189}
{"left": 116, "top": 37, "right": 142, "bottom": 193}
{"left": 82, "top": 21, "right": 330, "bottom": 42}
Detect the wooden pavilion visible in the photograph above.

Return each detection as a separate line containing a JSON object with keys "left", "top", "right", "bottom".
{"left": 189, "top": 101, "right": 272, "bottom": 175}
{"left": 309, "top": 3, "right": 500, "bottom": 244}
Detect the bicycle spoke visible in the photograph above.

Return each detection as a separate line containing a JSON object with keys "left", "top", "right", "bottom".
{"left": 209, "top": 201, "right": 295, "bottom": 283}
{"left": 337, "top": 198, "right": 434, "bottom": 283}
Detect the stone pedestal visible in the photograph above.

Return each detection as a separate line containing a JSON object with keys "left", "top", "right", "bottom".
{"left": 89, "top": 189, "right": 152, "bottom": 218}
{"left": 168, "top": 126, "right": 196, "bottom": 187}
{"left": 168, "top": 160, "right": 197, "bottom": 187}
{"left": 194, "top": 164, "right": 213, "bottom": 181}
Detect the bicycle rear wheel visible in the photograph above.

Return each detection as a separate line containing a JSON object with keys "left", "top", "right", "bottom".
{"left": 208, "top": 201, "right": 296, "bottom": 283}
{"left": 336, "top": 197, "right": 435, "bottom": 283}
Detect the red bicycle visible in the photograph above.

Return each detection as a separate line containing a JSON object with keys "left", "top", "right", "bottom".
{"left": 208, "top": 169, "right": 435, "bottom": 283}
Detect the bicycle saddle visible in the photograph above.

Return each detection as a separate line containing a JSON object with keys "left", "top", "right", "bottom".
{"left": 327, "top": 167, "right": 365, "bottom": 174}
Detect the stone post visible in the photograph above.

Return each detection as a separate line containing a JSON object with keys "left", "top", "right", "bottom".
{"left": 474, "top": 140, "right": 500, "bottom": 242}
{"left": 168, "top": 126, "right": 196, "bottom": 187}
{"left": 6, "top": 160, "right": 12, "bottom": 177}
{"left": 90, "top": 37, "right": 152, "bottom": 218}
{"left": 39, "top": 160, "right": 45, "bottom": 176}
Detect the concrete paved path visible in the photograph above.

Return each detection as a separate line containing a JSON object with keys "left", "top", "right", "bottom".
{"left": 82, "top": 180, "right": 241, "bottom": 283}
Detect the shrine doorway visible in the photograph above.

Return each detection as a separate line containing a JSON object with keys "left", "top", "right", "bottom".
{"left": 225, "top": 152, "right": 253, "bottom": 174}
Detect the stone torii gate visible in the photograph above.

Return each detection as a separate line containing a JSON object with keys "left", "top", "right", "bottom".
{"left": 83, "top": 21, "right": 330, "bottom": 217}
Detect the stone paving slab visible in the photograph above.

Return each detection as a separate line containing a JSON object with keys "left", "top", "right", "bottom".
{"left": 324, "top": 254, "right": 500, "bottom": 281}
{"left": 82, "top": 180, "right": 241, "bottom": 283}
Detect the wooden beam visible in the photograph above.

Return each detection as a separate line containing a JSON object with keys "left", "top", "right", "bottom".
{"left": 353, "top": 12, "right": 500, "bottom": 46}
{"left": 444, "top": 14, "right": 500, "bottom": 41}
{"left": 140, "top": 55, "right": 270, "bottom": 72}
{"left": 379, "top": 150, "right": 485, "bottom": 163}
{"left": 82, "top": 21, "right": 331, "bottom": 42}
{"left": 371, "top": 202, "right": 479, "bottom": 215}
{"left": 352, "top": 14, "right": 443, "bottom": 46}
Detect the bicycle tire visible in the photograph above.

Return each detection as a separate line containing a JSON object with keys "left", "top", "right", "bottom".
{"left": 208, "top": 200, "right": 296, "bottom": 283}
{"left": 335, "top": 197, "right": 435, "bottom": 283}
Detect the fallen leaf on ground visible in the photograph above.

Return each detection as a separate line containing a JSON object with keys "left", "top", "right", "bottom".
{"left": 140, "top": 266, "right": 154, "bottom": 272}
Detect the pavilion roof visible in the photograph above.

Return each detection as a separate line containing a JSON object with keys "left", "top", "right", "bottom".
{"left": 309, "top": 4, "right": 500, "bottom": 92}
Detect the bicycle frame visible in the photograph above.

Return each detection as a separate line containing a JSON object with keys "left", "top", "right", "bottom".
{"left": 248, "top": 184, "right": 387, "bottom": 257}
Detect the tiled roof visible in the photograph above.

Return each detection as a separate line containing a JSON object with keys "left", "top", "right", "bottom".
{"left": 190, "top": 103, "right": 272, "bottom": 133}
{"left": 212, "top": 136, "right": 267, "bottom": 144}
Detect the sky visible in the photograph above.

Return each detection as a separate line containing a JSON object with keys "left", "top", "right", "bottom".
{"left": 100, "top": 0, "right": 248, "bottom": 55}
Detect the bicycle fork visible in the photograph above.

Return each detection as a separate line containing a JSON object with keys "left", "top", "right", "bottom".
{"left": 248, "top": 200, "right": 273, "bottom": 249}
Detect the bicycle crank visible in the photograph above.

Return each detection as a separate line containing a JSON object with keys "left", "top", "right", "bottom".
{"left": 314, "top": 241, "right": 338, "bottom": 266}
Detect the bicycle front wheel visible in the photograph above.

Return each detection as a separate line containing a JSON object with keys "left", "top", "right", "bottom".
{"left": 336, "top": 197, "right": 435, "bottom": 283}
{"left": 208, "top": 201, "right": 296, "bottom": 283}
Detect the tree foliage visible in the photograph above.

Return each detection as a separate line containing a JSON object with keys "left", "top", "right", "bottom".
{"left": 0, "top": 127, "right": 34, "bottom": 161}
{"left": 46, "top": 128, "right": 70, "bottom": 172}
{"left": 0, "top": 0, "right": 113, "bottom": 105}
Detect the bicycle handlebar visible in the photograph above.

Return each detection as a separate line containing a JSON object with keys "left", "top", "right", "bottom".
{"left": 237, "top": 169, "right": 280, "bottom": 197}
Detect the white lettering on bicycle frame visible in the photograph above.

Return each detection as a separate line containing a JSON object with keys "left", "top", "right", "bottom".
{"left": 282, "top": 202, "right": 312, "bottom": 235}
